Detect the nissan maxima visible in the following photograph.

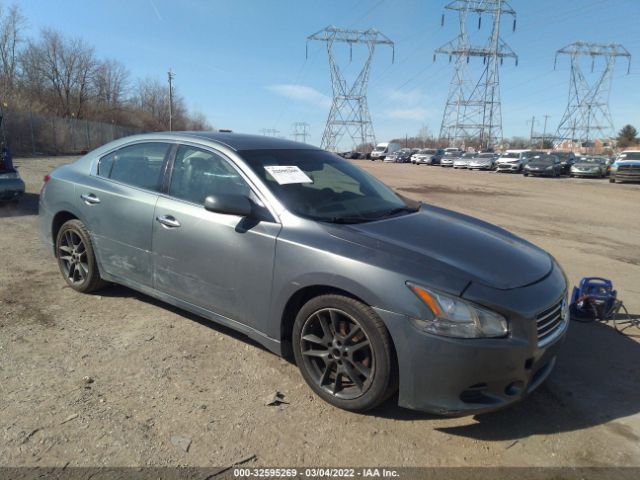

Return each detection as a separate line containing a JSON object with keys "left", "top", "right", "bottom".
{"left": 39, "top": 132, "right": 569, "bottom": 415}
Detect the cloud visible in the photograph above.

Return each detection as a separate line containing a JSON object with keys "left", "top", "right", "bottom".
{"left": 384, "top": 107, "right": 430, "bottom": 121}
{"left": 386, "top": 88, "right": 429, "bottom": 105}
{"left": 267, "top": 84, "right": 331, "bottom": 109}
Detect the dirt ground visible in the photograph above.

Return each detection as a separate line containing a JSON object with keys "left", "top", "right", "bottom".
{"left": 1, "top": 156, "right": 639, "bottom": 468}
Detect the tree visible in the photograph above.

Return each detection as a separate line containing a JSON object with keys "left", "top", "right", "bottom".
{"left": 20, "top": 28, "right": 97, "bottom": 118}
{"left": 0, "top": 2, "right": 27, "bottom": 99}
{"left": 93, "top": 59, "right": 128, "bottom": 114}
{"left": 617, "top": 124, "right": 638, "bottom": 148}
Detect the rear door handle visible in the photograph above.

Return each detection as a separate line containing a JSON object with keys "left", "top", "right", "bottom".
{"left": 81, "top": 193, "right": 100, "bottom": 205}
{"left": 156, "top": 215, "right": 181, "bottom": 228}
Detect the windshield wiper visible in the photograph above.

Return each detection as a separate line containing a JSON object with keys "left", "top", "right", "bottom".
{"left": 374, "top": 206, "right": 419, "bottom": 219}
{"left": 326, "top": 216, "right": 372, "bottom": 224}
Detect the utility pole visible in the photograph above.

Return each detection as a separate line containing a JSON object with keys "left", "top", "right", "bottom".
{"left": 307, "top": 26, "right": 394, "bottom": 152}
{"left": 542, "top": 114, "right": 550, "bottom": 149}
{"left": 435, "top": 0, "right": 518, "bottom": 150}
{"left": 528, "top": 115, "right": 536, "bottom": 147}
{"left": 553, "top": 42, "right": 631, "bottom": 148}
{"left": 168, "top": 69, "right": 175, "bottom": 131}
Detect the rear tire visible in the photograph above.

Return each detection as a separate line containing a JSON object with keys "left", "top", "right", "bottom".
{"left": 292, "top": 294, "right": 397, "bottom": 412}
{"left": 56, "top": 219, "right": 107, "bottom": 293}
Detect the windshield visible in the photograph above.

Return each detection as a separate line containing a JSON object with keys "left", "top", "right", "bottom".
{"left": 479, "top": 153, "right": 495, "bottom": 158}
{"left": 372, "top": 146, "right": 385, "bottom": 152}
{"left": 530, "top": 157, "right": 553, "bottom": 164}
{"left": 240, "top": 149, "right": 414, "bottom": 223}
{"left": 501, "top": 152, "right": 519, "bottom": 158}
{"left": 578, "top": 157, "right": 605, "bottom": 164}
{"left": 618, "top": 152, "right": 640, "bottom": 161}
{"left": 461, "top": 153, "right": 475, "bottom": 158}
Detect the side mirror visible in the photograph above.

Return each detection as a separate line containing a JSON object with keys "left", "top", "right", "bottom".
{"left": 204, "top": 194, "right": 252, "bottom": 217}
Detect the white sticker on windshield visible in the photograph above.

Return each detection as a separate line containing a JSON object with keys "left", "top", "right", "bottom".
{"left": 264, "top": 165, "right": 313, "bottom": 185}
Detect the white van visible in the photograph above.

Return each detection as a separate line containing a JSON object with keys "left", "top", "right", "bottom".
{"left": 370, "top": 142, "right": 401, "bottom": 161}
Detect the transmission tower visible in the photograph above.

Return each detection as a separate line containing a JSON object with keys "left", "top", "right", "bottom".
{"left": 291, "top": 122, "right": 311, "bottom": 143}
{"left": 435, "top": 0, "right": 517, "bottom": 150}
{"left": 553, "top": 42, "right": 631, "bottom": 148}
{"left": 307, "top": 26, "right": 394, "bottom": 152}
{"left": 260, "top": 128, "right": 280, "bottom": 137}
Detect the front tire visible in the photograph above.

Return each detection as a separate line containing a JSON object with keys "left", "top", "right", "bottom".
{"left": 56, "top": 219, "right": 106, "bottom": 293}
{"left": 292, "top": 294, "right": 396, "bottom": 412}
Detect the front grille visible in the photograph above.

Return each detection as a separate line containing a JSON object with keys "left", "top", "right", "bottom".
{"left": 616, "top": 165, "right": 640, "bottom": 179}
{"left": 618, "top": 165, "right": 640, "bottom": 173}
{"left": 536, "top": 298, "right": 565, "bottom": 345}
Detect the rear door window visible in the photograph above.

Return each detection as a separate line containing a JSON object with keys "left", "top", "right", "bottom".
{"left": 98, "top": 142, "right": 170, "bottom": 191}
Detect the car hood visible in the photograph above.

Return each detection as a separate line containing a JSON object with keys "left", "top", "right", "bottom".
{"left": 527, "top": 162, "right": 552, "bottom": 167}
{"left": 326, "top": 206, "right": 552, "bottom": 290}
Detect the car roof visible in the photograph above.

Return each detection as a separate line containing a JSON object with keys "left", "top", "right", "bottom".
{"left": 128, "top": 131, "right": 319, "bottom": 152}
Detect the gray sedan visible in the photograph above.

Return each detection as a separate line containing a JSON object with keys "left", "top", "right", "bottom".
{"left": 39, "top": 132, "right": 568, "bottom": 415}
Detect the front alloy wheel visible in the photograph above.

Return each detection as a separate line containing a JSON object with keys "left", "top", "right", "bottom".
{"left": 300, "top": 308, "right": 374, "bottom": 399}
{"left": 293, "top": 295, "right": 396, "bottom": 411}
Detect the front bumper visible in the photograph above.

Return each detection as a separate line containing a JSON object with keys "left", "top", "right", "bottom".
{"left": 0, "top": 178, "right": 25, "bottom": 200}
{"left": 571, "top": 170, "right": 601, "bottom": 177}
{"left": 611, "top": 169, "right": 640, "bottom": 182}
{"left": 496, "top": 163, "right": 521, "bottom": 172}
{"left": 376, "top": 267, "right": 568, "bottom": 415}
{"left": 525, "top": 169, "right": 552, "bottom": 176}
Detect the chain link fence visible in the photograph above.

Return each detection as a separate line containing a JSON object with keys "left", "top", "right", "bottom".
{"left": 2, "top": 109, "right": 143, "bottom": 156}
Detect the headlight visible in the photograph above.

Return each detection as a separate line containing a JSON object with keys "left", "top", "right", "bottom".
{"left": 407, "top": 283, "right": 508, "bottom": 338}
{"left": 545, "top": 166, "right": 553, "bottom": 170}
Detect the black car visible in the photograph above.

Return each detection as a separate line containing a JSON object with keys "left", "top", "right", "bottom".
{"left": 523, "top": 155, "right": 563, "bottom": 177}
{"left": 395, "top": 148, "right": 414, "bottom": 163}
{"left": 551, "top": 152, "right": 576, "bottom": 175}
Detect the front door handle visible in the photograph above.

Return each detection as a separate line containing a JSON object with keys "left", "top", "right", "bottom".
{"left": 81, "top": 193, "right": 100, "bottom": 205}
{"left": 156, "top": 215, "right": 181, "bottom": 228}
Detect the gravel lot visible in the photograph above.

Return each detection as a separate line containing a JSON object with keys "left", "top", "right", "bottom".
{"left": 1, "top": 156, "right": 639, "bottom": 468}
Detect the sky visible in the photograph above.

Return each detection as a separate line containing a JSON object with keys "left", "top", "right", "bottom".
{"left": 15, "top": 0, "right": 640, "bottom": 149}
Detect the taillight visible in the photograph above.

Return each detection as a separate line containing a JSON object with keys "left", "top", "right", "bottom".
{"left": 40, "top": 175, "right": 51, "bottom": 196}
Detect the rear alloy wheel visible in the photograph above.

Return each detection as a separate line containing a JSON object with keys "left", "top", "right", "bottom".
{"left": 293, "top": 295, "right": 396, "bottom": 412}
{"left": 56, "top": 219, "right": 106, "bottom": 293}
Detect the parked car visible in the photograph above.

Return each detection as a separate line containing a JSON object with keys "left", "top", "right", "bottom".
{"left": 551, "top": 151, "right": 576, "bottom": 175}
{"left": 39, "top": 132, "right": 569, "bottom": 415}
{"left": 370, "top": 142, "right": 401, "bottom": 161}
{"left": 440, "top": 152, "right": 460, "bottom": 167}
{"left": 496, "top": 150, "right": 544, "bottom": 173}
{"left": 444, "top": 147, "right": 463, "bottom": 155}
{"left": 453, "top": 152, "right": 476, "bottom": 169}
{"left": 609, "top": 150, "right": 640, "bottom": 183}
{"left": 0, "top": 166, "right": 25, "bottom": 202}
{"left": 523, "top": 155, "right": 562, "bottom": 177}
{"left": 341, "top": 151, "right": 367, "bottom": 160}
{"left": 468, "top": 153, "right": 498, "bottom": 171}
{"left": 413, "top": 148, "right": 444, "bottom": 165}
{"left": 394, "top": 148, "right": 415, "bottom": 163}
{"left": 570, "top": 156, "right": 608, "bottom": 178}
